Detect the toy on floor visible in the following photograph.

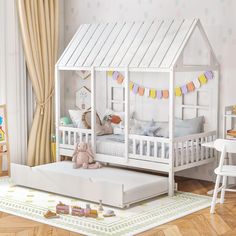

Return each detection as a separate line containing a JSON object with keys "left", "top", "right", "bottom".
{"left": 56, "top": 202, "right": 70, "bottom": 214}
{"left": 71, "top": 206, "right": 82, "bottom": 216}
{"left": 72, "top": 142, "right": 102, "bottom": 169}
{"left": 44, "top": 210, "right": 60, "bottom": 219}
{"left": 103, "top": 209, "right": 116, "bottom": 217}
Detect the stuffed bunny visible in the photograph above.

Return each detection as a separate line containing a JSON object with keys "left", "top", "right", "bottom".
{"left": 72, "top": 142, "right": 102, "bottom": 169}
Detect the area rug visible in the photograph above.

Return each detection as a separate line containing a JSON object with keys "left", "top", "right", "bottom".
{"left": 0, "top": 177, "right": 212, "bottom": 236}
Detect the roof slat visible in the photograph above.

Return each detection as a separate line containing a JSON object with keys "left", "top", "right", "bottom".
{"left": 101, "top": 22, "right": 134, "bottom": 67}
{"left": 83, "top": 23, "right": 116, "bottom": 67}
{"left": 150, "top": 19, "right": 184, "bottom": 68}
{"left": 110, "top": 22, "right": 143, "bottom": 67}
{"left": 75, "top": 24, "right": 107, "bottom": 67}
{"left": 120, "top": 21, "right": 154, "bottom": 67}
{"left": 67, "top": 24, "right": 99, "bottom": 67}
{"left": 93, "top": 22, "right": 125, "bottom": 67}
{"left": 160, "top": 19, "right": 196, "bottom": 68}
{"left": 57, "top": 19, "right": 210, "bottom": 70}
{"left": 58, "top": 25, "right": 89, "bottom": 66}
{"left": 138, "top": 20, "right": 173, "bottom": 68}
{"left": 130, "top": 20, "right": 162, "bottom": 68}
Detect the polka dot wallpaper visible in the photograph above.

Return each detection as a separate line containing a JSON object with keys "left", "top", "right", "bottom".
{"left": 61, "top": 0, "right": 236, "bottom": 181}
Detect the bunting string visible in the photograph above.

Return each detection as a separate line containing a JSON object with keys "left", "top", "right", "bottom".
{"left": 107, "top": 70, "right": 214, "bottom": 99}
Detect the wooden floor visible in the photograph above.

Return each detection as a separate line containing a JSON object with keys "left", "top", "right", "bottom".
{"left": 0, "top": 172, "right": 236, "bottom": 236}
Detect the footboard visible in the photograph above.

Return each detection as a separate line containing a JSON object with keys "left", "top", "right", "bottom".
{"left": 173, "top": 131, "right": 217, "bottom": 171}
{"left": 59, "top": 126, "right": 92, "bottom": 150}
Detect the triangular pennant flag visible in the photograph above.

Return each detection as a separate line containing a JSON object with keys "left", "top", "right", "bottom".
{"left": 138, "top": 87, "right": 145, "bottom": 96}
{"left": 193, "top": 78, "right": 201, "bottom": 89}
{"left": 175, "top": 87, "right": 182, "bottom": 97}
{"left": 198, "top": 74, "right": 207, "bottom": 85}
{"left": 129, "top": 82, "right": 134, "bottom": 91}
{"left": 144, "top": 88, "right": 150, "bottom": 97}
{"left": 156, "top": 90, "right": 162, "bottom": 99}
{"left": 150, "top": 89, "right": 156, "bottom": 99}
{"left": 117, "top": 74, "right": 124, "bottom": 84}
{"left": 181, "top": 85, "right": 188, "bottom": 95}
{"left": 107, "top": 71, "right": 114, "bottom": 77}
{"left": 133, "top": 84, "right": 139, "bottom": 94}
{"left": 162, "top": 90, "right": 169, "bottom": 99}
{"left": 204, "top": 70, "right": 213, "bottom": 80}
{"left": 187, "top": 81, "right": 195, "bottom": 92}
{"left": 112, "top": 71, "right": 119, "bottom": 80}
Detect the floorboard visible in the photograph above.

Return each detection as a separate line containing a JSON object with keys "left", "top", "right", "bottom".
{"left": 1, "top": 174, "right": 236, "bottom": 236}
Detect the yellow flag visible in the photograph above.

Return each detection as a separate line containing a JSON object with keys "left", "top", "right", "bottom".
{"left": 129, "top": 82, "right": 134, "bottom": 91}
{"left": 175, "top": 87, "right": 182, "bottom": 96}
{"left": 198, "top": 74, "right": 207, "bottom": 85}
{"left": 107, "top": 71, "right": 113, "bottom": 77}
{"left": 150, "top": 89, "right": 156, "bottom": 99}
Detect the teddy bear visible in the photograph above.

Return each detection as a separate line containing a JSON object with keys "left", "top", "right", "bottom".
{"left": 72, "top": 142, "right": 102, "bottom": 169}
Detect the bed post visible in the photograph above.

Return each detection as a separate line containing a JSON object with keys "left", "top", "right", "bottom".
{"left": 125, "top": 66, "right": 130, "bottom": 163}
{"left": 55, "top": 65, "right": 60, "bottom": 162}
{"left": 169, "top": 68, "right": 175, "bottom": 196}
{"left": 91, "top": 66, "right": 96, "bottom": 153}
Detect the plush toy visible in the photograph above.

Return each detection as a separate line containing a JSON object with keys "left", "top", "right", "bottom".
{"left": 72, "top": 142, "right": 102, "bottom": 169}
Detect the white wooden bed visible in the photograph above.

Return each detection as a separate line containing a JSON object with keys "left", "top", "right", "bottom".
{"left": 55, "top": 18, "right": 219, "bottom": 196}
{"left": 11, "top": 19, "right": 219, "bottom": 207}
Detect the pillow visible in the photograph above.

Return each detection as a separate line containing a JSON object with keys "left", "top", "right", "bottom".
{"left": 174, "top": 116, "right": 204, "bottom": 137}
{"left": 82, "top": 111, "right": 102, "bottom": 129}
{"left": 68, "top": 110, "right": 86, "bottom": 128}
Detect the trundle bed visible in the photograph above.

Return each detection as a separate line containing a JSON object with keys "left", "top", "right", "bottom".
{"left": 11, "top": 18, "right": 220, "bottom": 208}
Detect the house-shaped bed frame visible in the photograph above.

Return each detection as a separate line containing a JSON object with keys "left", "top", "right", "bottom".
{"left": 11, "top": 19, "right": 219, "bottom": 208}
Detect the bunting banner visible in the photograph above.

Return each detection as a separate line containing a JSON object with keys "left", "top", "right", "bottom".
{"left": 107, "top": 70, "right": 214, "bottom": 100}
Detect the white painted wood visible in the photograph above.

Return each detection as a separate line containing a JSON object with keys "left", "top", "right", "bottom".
{"left": 75, "top": 24, "right": 107, "bottom": 67}
{"left": 161, "top": 19, "right": 195, "bottom": 68}
{"left": 57, "top": 25, "right": 86, "bottom": 66}
{"left": 150, "top": 20, "right": 184, "bottom": 67}
{"left": 102, "top": 23, "right": 134, "bottom": 67}
{"left": 111, "top": 22, "right": 143, "bottom": 67}
{"left": 84, "top": 23, "right": 116, "bottom": 67}
{"left": 169, "top": 69, "right": 175, "bottom": 196}
{"left": 120, "top": 21, "right": 153, "bottom": 67}
{"left": 125, "top": 67, "right": 130, "bottom": 162}
{"left": 211, "top": 139, "right": 236, "bottom": 213}
{"left": 139, "top": 20, "right": 173, "bottom": 68}
{"left": 93, "top": 22, "right": 125, "bottom": 67}
{"left": 91, "top": 67, "right": 96, "bottom": 152}
{"left": 55, "top": 19, "right": 220, "bottom": 201}
{"left": 67, "top": 24, "right": 99, "bottom": 67}
{"left": 130, "top": 20, "right": 162, "bottom": 67}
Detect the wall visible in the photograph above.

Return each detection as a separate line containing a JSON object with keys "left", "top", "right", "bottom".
{"left": 62, "top": 0, "right": 236, "bottom": 181}
{"left": 0, "top": 0, "right": 28, "bottom": 168}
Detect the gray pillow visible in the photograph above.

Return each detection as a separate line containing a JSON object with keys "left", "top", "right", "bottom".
{"left": 174, "top": 116, "right": 204, "bottom": 137}
{"left": 154, "top": 116, "right": 204, "bottom": 137}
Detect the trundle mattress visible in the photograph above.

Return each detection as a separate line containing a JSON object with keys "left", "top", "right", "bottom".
{"left": 11, "top": 161, "right": 168, "bottom": 208}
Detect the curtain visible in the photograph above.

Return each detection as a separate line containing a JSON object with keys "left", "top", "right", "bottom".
{"left": 17, "top": 0, "right": 59, "bottom": 166}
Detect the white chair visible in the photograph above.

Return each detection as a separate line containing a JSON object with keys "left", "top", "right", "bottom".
{"left": 210, "top": 139, "right": 236, "bottom": 214}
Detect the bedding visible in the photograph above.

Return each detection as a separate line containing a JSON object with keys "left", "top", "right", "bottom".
{"left": 130, "top": 116, "right": 205, "bottom": 138}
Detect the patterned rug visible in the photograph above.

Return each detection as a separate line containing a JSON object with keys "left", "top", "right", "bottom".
{"left": 0, "top": 177, "right": 212, "bottom": 236}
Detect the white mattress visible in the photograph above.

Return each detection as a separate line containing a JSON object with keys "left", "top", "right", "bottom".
{"left": 11, "top": 162, "right": 168, "bottom": 207}
{"left": 96, "top": 134, "right": 125, "bottom": 157}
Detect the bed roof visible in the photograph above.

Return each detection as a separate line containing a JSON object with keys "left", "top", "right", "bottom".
{"left": 57, "top": 19, "right": 216, "bottom": 70}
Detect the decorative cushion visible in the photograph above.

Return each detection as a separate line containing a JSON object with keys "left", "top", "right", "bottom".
{"left": 68, "top": 110, "right": 86, "bottom": 128}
